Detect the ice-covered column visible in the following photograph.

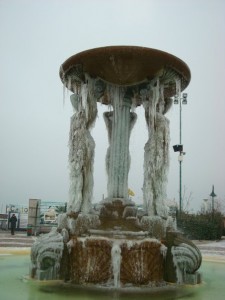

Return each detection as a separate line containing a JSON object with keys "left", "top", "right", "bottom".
{"left": 67, "top": 83, "right": 97, "bottom": 214}
{"left": 104, "top": 87, "right": 137, "bottom": 199}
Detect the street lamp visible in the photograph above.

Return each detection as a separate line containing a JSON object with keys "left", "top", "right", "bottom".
{"left": 210, "top": 185, "right": 217, "bottom": 215}
{"left": 173, "top": 93, "right": 188, "bottom": 213}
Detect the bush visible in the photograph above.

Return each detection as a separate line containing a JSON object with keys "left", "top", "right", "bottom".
{"left": 177, "top": 211, "right": 224, "bottom": 240}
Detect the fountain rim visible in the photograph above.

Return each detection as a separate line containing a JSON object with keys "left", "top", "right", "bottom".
{"left": 59, "top": 45, "right": 191, "bottom": 90}
{"left": 50, "top": 281, "right": 184, "bottom": 294}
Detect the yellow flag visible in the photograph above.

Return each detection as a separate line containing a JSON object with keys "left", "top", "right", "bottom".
{"left": 128, "top": 188, "right": 135, "bottom": 196}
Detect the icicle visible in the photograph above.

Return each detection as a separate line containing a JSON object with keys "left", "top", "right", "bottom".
{"left": 171, "top": 246, "right": 183, "bottom": 284}
{"left": 131, "top": 96, "right": 137, "bottom": 112}
{"left": 160, "top": 83, "right": 164, "bottom": 104}
{"left": 60, "top": 65, "right": 67, "bottom": 107}
{"left": 72, "top": 82, "right": 78, "bottom": 95}
{"left": 85, "top": 77, "right": 98, "bottom": 129}
{"left": 108, "top": 103, "right": 113, "bottom": 112}
{"left": 175, "top": 77, "right": 181, "bottom": 98}
{"left": 63, "top": 84, "right": 66, "bottom": 107}
{"left": 160, "top": 244, "right": 167, "bottom": 259}
{"left": 106, "top": 83, "right": 112, "bottom": 105}
{"left": 140, "top": 86, "right": 148, "bottom": 103}
{"left": 143, "top": 77, "right": 160, "bottom": 138}
{"left": 111, "top": 242, "right": 121, "bottom": 288}
{"left": 81, "top": 83, "right": 88, "bottom": 108}
{"left": 149, "top": 77, "right": 160, "bottom": 130}
{"left": 67, "top": 75, "right": 72, "bottom": 98}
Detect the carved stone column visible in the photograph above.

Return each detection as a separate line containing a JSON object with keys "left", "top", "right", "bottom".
{"left": 104, "top": 88, "right": 137, "bottom": 200}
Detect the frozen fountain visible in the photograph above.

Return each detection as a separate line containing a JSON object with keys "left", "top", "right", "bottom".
{"left": 30, "top": 46, "right": 202, "bottom": 289}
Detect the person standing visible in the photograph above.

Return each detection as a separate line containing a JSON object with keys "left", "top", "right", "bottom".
{"left": 9, "top": 214, "right": 17, "bottom": 235}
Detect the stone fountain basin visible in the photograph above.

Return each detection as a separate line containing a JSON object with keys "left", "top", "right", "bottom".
{"left": 59, "top": 45, "right": 191, "bottom": 89}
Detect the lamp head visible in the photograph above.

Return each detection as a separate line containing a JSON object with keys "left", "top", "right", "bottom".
{"left": 182, "top": 93, "right": 188, "bottom": 104}
{"left": 173, "top": 144, "right": 183, "bottom": 152}
{"left": 174, "top": 95, "right": 179, "bottom": 104}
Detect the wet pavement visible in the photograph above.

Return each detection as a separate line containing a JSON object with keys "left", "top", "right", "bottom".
{"left": 0, "top": 230, "right": 36, "bottom": 247}
{"left": 193, "top": 238, "right": 225, "bottom": 261}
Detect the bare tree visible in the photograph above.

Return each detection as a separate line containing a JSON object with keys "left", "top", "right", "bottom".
{"left": 182, "top": 185, "right": 193, "bottom": 213}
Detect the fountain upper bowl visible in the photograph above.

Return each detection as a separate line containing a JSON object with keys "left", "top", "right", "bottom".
{"left": 59, "top": 45, "right": 191, "bottom": 90}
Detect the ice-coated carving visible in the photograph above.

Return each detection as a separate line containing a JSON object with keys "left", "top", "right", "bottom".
{"left": 172, "top": 242, "right": 202, "bottom": 284}
{"left": 143, "top": 89, "right": 170, "bottom": 218}
{"left": 68, "top": 80, "right": 97, "bottom": 214}
{"left": 103, "top": 86, "right": 137, "bottom": 199}
{"left": 30, "top": 227, "right": 64, "bottom": 280}
{"left": 164, "top": 231, "right": 202, "bottom": 285}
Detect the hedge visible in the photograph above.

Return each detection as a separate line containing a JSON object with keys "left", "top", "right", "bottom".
{"left": 177, "top": 212, "right": 224, "bottom": 240}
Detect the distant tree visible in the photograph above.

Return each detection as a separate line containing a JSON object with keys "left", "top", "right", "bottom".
{"left": 214, "top": 197, "right": 225, "bottom": 214}
{"left": 181, "top": 185, "right": 193, "bottom": 213}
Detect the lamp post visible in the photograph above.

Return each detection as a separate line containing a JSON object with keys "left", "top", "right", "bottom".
{"left": 210, "top": 185, "right": 216, "bottom": 216}
{"left": 173, "top": 93, "right": 187, "bottom": 213}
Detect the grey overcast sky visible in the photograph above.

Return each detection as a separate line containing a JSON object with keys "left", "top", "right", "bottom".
{"left": 0, "top": 0, "right": 225, "bottom": 212}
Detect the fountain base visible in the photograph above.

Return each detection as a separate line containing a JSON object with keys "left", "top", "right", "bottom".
{"left": 30, "top": 212, "right": 202, "bottom": 288}
{"left": 66, "top": 235, "right": 165, "bottom": 286}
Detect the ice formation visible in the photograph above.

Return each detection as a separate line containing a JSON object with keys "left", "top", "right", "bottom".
{"left": 160, "top": 244, "right": 168, "bottom": 259}
{"left": 104, "top": 86, "right": 137, "bottom": 199}
{"left": 111, "top": 242, "right": 121, "bottom": 288}
{"left": 68, "top": 78, "right": 97, "bottom": 213}
{"left": 30, "top": 227, "right": 64, "bottom": 280}
{"left": 172, "top": 242, "right": 202, "bottom": 284}
{"left": 162, "top": 231, "right": 202, "bottom": 285}
{"left": 143, "top": 84, "right": 170, "bottom": 218}
{"left": 140, "top": 215, "right": 166, "bottom": 239}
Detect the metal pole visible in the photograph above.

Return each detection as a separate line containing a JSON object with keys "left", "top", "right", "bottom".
{"left": 212, "top": 195, "right": 214, "bottom": 215}
{"left": 180, "top": 97, "right": 182, "bottom": 145}
{"left": 179, "top": 98, "right": 182, "bottom": 213}
{"left": 179, "top": 160, "right": 182, "bottom": 212}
